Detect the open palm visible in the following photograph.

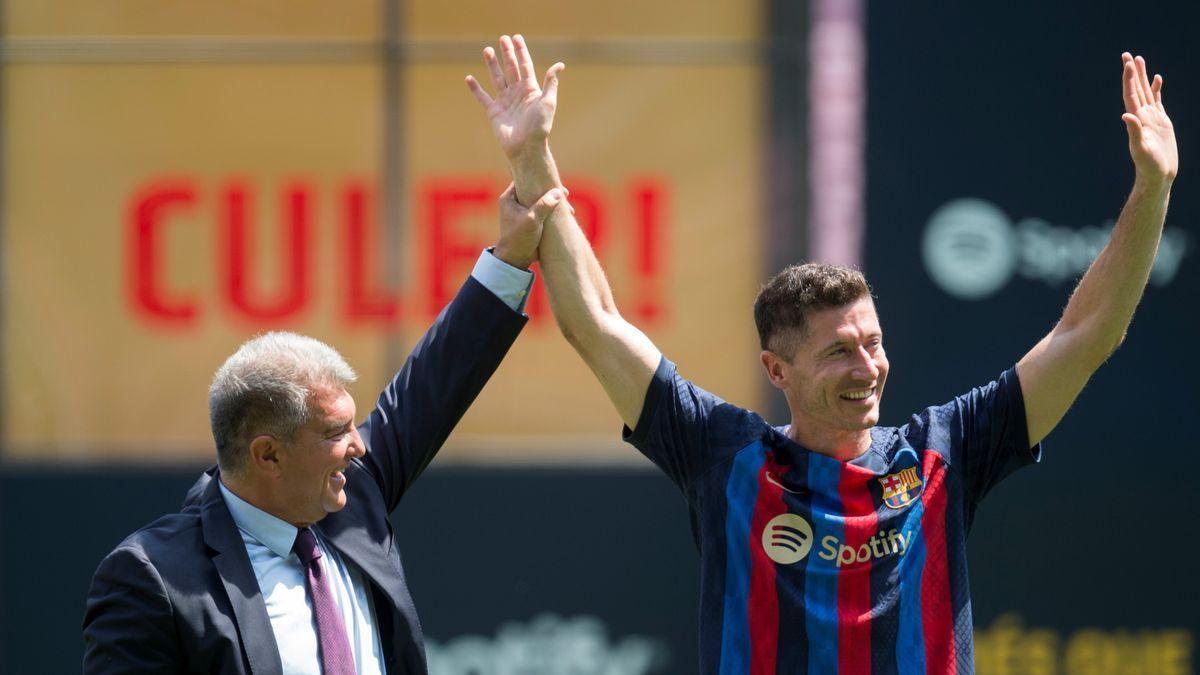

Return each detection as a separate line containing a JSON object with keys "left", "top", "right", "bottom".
{"left": 1121, "top": 53, "right": 1178, "bottom": 183}
{"left": 466, "top": 35, "right": 564, "bottom": 162}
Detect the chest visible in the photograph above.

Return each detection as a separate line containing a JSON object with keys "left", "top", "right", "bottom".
{"left": 700, "top": 443, "right": 959, "bottom": 582}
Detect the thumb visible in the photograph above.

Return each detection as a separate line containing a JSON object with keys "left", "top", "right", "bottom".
{"left": 542, "top": 62, "right": 565, "bottom": 102}
{"left": 530, "top": 188, "right": 563, "bottom": 222}
{"left": 1122, "top": 113, "right": 1143, "bottom": 140}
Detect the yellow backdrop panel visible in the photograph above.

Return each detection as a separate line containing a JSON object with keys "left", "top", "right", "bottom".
{"left": 2, "top": 3, "right": 767, "bottom": 463}
{"left": 2, "top": 63, "right": 388, "bottom": 459}
{"left": 6, "top": 1, "right": 378, "bottom": 37}
{"left": 408, "top": 0, "right": 760, "bottom": 39}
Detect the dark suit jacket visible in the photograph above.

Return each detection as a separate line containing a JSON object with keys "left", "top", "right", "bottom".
{"left": 83, "top": 277, "right": 527, "bottom": 674}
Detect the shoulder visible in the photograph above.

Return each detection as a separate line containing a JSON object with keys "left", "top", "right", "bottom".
{"left": 897, "top": 400, "right": 960, "bottom": 463}
{"left": 126, "top": 511, "right": 203, "bottom": 547}
{"left": 899, "top": 370, "right": 1020, "bottom": 444}
{"left": 96, "top": 511, "right": 206, "bottom": 580}
{"left": 698, "top": 405, "right": 780, "bottom": 471}
{"left": 637, "top": 357, "right": 763, "bottom": 436}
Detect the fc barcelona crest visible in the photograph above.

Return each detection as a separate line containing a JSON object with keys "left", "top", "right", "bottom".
{"left": 879, "top": 467, "right": 924, "bottom": 509}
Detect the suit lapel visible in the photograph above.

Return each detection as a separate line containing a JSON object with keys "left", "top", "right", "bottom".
{"left": 317, "top": 489, "right": 426, "bottom": 664}
{"left": 200, "top": 474, "right": 284, "bottom": 675}
{"left": 317, "top": 501, "right": 410, "bottom": 610}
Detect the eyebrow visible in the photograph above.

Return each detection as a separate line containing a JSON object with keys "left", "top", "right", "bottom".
{"left": 818, "top": 333, "right": 882, "bottom": 353}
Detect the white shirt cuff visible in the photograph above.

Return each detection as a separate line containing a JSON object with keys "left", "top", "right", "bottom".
{"left": 471, "top": 249, "right": 535, "bottom": 313}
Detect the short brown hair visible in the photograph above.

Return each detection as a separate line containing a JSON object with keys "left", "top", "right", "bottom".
{"left": 754, "top": 263, "right": 872, "bottom": 358}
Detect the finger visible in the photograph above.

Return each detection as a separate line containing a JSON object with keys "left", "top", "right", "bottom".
{"left": 556, "top": 183, "right": 573, "bottom": 213}
{"left": 513, "top": 34, "right": 536, "bottom": 83}
{"left": 529, "top": 188, "right": 564, "bottom": 222}
{"left": 1122, "top": 112, "right": 1143, "bottom": 140}
{"left": 465, "top": 76, "right": 494, "bottom": 108}
{"left": 483, "top": 46, "right": 505, "bottom": 93}
{"left": 499, "top": 35, "right": 521, "bottom": 86}
{"left": 1152, "top": 74, "right": 1163, "bottom": 104}
{"left": 542, "top": 62, "right": 565, "bottom": 103}
{"left": 1122, "top": 60, "right": 1142, "bottom": 112}
{"left": 1135, "top": 55, "right": 1155, "bottom": 106}
{"left": 500, "top": 183, "right": 528, "bottom": 208}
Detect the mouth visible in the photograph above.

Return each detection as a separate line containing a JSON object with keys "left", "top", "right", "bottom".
{"left": 329, "top": 469, "right": 347, "bottom": 490}
{"left": 839, "top": 387, "right": 876, "bottom": 404}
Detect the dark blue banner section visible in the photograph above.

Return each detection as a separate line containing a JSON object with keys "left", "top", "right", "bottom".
{"left": 863, "top": 0, "right": 1197, "bottom": 435}
{"left": 862, "top": 2, "right": 1199, "bottom": 673}
{"left": 864, "top": 0, "right": 1197, "bottom": 430}
{"left": 3, "top": 466, "right": 1196, "bottom": 674}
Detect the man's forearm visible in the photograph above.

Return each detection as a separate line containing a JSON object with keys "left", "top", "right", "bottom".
{"left": 504, "top": 142, "right": 614, "bottom": 323}
{"left": 536, "top": 173, "right": 661, "bottom": 428}
{"left": 509, "top": 142, "right": 563, "bottom": 206}
{"left": 1056, "top": 177, "right": 1171, "bottom": 362}
{"left": 537, "top": 186, "right": 619, "bottom": 340}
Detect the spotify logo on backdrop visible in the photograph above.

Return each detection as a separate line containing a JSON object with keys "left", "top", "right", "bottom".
{"left": 921, "top": 197, "right": 1189, "bottom": 300}
{"left": 921, "top": 198, "right": 1019, "bottom": 300}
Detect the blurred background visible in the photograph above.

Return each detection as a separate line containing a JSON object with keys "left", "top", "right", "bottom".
{"left": 1, "top": 0, "right": 1196, "bottom": 673}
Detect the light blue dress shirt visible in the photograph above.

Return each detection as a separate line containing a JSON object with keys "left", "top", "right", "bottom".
{"left": 220, "top": 482, "right": 384, "bottom": 675}
{"left": 472, "top": 247, "right": 536, "bottom": 312}
{"left": 218, "top": 250, "right": 533, "bottom": 673}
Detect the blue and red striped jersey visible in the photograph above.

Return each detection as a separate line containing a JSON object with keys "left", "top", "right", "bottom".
{"left": 623, "top": 358, "right": 1041, "bottom": 674}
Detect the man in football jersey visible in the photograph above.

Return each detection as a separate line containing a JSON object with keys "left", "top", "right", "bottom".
{"left": 465, "top": 36, "right": 1177, "bottom": 672}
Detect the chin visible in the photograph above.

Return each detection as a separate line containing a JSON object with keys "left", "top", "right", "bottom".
{"left": 848, "top": 409, "right": 880, "bottom": 429}
{"left": 322, "top": 492, "right": 348, "bottom": 514}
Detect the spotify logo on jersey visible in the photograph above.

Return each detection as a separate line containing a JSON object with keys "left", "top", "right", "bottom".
{"left": 761, "top": 514, "right": 814, "bottom": 565}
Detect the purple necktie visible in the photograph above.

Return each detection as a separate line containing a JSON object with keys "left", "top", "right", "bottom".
{"left": 293, "top": 528, "right": 356, "bottom": 675}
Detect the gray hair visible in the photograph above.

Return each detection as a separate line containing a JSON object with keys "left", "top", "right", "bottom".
{"left": 209, "top": 332, "right": 357, "bottom": 475}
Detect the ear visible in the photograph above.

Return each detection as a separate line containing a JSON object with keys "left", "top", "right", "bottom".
{"left": 248, "top": 435, "right": 283, "bottom": 478}
{"left": 760, "top": 350, "right": 791, "bottom": 391}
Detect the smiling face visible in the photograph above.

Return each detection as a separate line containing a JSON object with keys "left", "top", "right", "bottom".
{"left": 275, "top": 386, "right": 364, "bottom": 527}
{"left": 762, "top": 297, "right": 889, "bottom": 455}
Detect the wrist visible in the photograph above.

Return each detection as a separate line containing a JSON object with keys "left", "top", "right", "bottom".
{"left": 508, "top": 143, "right": 562, "bottom": 204}
{"left": 1132, "top": 173, "right": 1173, "bottom": 198}
{"left": 506, "top": 137, "right": 551, "bottom": 170}
{"left": 491, "top": 242, "right": 534, "bottom": 270}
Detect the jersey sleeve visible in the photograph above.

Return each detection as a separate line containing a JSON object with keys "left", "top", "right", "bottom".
{"left": 912, "top": 367, "right": 1042, "bottom": 522}
{"left": 621, "top": 357, "right": 736, "bottom": 491}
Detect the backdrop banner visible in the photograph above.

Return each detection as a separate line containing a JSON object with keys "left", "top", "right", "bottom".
{"left": 861, "top": 1, "right": 1198, "bottom": 673}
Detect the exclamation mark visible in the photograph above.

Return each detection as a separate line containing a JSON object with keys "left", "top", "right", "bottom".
{"left": 630, "top": 180, "right": 666, "bottom": 323}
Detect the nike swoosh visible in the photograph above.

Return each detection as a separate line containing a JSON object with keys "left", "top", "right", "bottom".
{"left": 765, "top": 472, "right": 806, "bottom": 495}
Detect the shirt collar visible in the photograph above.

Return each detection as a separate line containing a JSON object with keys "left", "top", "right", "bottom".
{"left": 218, "top": 479, "right": 299, "bottom": 559}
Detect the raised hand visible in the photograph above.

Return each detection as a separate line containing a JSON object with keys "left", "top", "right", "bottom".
{"left": 493, "top": 183, "right": 564, "bottom": 269}
{"left": 1121, "top": 53, "right": 1178, "bottom": 185}
{"left": 466, "top": 35, "right": 564, "bottom": 166}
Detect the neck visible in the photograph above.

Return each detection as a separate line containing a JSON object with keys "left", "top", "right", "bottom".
{"left": 787, "top": 422, "right": 872, "bottom": 462}
{"left": 220, "top": 472, "right": 288, "bottom": 523}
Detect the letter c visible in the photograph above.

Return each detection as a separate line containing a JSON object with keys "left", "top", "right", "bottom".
{"left": 127, "top": 180, "right": 199, "bottom": 325}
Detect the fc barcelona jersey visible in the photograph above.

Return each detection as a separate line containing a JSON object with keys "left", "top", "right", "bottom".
{"left": 623, "top": 358, "right": 1041, "bottom": 674}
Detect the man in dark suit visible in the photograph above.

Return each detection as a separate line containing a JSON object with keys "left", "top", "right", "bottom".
{"left": 83, "top": 185, "right": 567, "bottom": 674}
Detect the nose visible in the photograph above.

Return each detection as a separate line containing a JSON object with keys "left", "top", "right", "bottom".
{"left": 852, "top": 346, "right": 880, "bottom": 381}
{"left": 348, "top": 428, "right": 366, "bottom": 458}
